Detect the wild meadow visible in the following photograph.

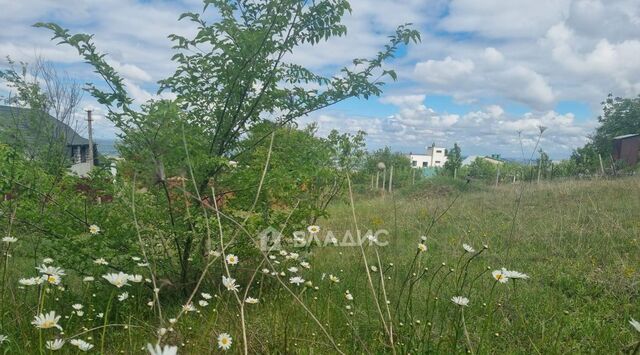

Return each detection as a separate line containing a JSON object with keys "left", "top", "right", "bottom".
{"left": 1, "top": 171, "right": 640, "bottom": 354}
{"left": 2, "top": 0, "right": 640, "bottom": 354}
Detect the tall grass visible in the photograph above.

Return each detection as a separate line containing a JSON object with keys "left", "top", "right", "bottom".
{"left": 1, "top": 177, "right": 640, "bottom": 353}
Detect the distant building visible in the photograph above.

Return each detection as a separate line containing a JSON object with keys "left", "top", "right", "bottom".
{"left": 461, "top": 154, "right": 505, "bottom": 166}
{"left": 409, "top": 143, "right": 448, "bottom": 168}
{"left": 0, "top": 105, "right": 98, "bottom": 176}
{"left": 612, "top": 134, "right": 640, "bottom": 166}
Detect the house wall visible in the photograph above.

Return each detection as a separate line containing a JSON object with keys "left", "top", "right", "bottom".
{"left": 410, "top": 154, "right": 431, "bottom": 168}
{"left": 409, "top": 146, "right": 448, "bottom": 168}
{"left": 426, "top": 146, "right": 448, "bottom": 167}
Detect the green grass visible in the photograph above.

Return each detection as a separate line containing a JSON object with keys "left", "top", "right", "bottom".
{"left": 2, "top": 177, "right": 640, "bottom": 353}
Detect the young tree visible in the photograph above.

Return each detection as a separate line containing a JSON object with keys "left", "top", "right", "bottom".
{"left": 34, "top": 0, "right": 420, "bottom": 286}
{"left": 592, "top": 94, "right": 640, "bottom": 155}
{"left": 35, "top": 0, "right": 419, "bottom": 193}
{"left": 443, "top": 143, "right": 461, "bottom": 177}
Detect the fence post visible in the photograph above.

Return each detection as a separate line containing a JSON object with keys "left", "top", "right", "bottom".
{"left": 598, "top": 154, "right": 605, "bottom": 177}
{"left": 388, "top": 166, "right": 394, "bottom": 193}
{"left": 382, "top": 168, "right": 386, "bottom": 190}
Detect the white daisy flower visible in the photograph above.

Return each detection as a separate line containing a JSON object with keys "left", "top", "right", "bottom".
{"left": 261, "top": 268, "right": 270, "bottom": 274}
{"left": 198, "top": 300, "right": 209, "bottom": 307}
{"left": 279, "top": 250, "right": 288, "bottom": 256}
{"left": 102, "top": 272, "right": 132, "bottom": 288}
{"left": 42, "top": 257, "right": 54, "bottom": 264}
{"left": 31, "top": 311, "right": 62, "bottom": 330}
{"left": 131, "top": 256, "right": 141, "bottom": 261}
{"left": 491, "top": 269, "right": 509, "bottom": 283}
{"left": 147, "top": 343, "right": 178, "bottom": 355}
{"left": 127, "top": 274, "right": 143, "bottom": 283}
{"left": 417, "top": 243, "right": 427, "bottom": 252}
{"left": 118, "top": 292, "right": 129, "bottom": 302}
{"left": 245, "top": 297, "right": 259, "bottom": 304}
{"left": 504, "top": 270, "right": 529, "bottom": 280}
{"left": 370, "top": 265, "right": 378, "bottom": 272}
{"left": 345, "top": 291, "right": 353, "bottom": 301}
{"left": 82, "top": 276, "right": 95, "bottom": 282}
{"left": 201, "top": 292, "right": 212, "bottom": 300}
{"left": 463, "top": 243, "right": 475, "bottom": 253}
{"left": 288, "top": 267, "right": 299, "bottom": 273}
{"left": 630, "top": 318, "right": 640, "bottom": 333}
{"left": 2, "top": 236, "right": 17, "bottom": 243}
{"left": 217, "top": 333, "right": 233, "bottom": 351}
{"left": 36, "top": 265, "right": 65, "bottom": 277}
{"left": 451, "top": 296, "right": 470, "bottom": 307}
{"left": 222, "top": 276, "right": 239, "bottom": 292}
{"left": 19, "top": 277, "right": 44, "bottom": 286}
{"left": 45, "top": 274, "right": 62, "bottom": 285}
{"left": 300, "top": 261, "right": 310, "bottom": 269}
{"left": 88, "top": 225, "right": 101, "bottom": 235}
{"left": 0, "top": 335, "right": 8, "bottom": 344}
{"left": 45, "top": 339, "right": 65, "bottom": 350}
{"left": 285, "top": 252, "right": 299, "bottom": 260}
{"left": 75, "top": 310, "right": 84, "bottom": 317}
{"left": 93, "top": 258, "right": 109, "bottom": 265}
{"left": 225, "top": 254, "right": 239, "bottom": 265}
{"left": 182, "top": 303, "right": 196, "bottom": 312}
{"left": 70, "top": 339, "right": 93, "bottom": 351}
{"left": 307, "top": 225, "right": 320, "bottom": 234}
{"left": 72, "top": 304, "right": 83, "bottom": 311}
{"left": 268, "top": 254, "right": 277, "bottom": 260}
{"left": 289, "top": 276, "right": 305, "bottom": 286}
{"left": 137, "top": 262, "right": 150, "bottom": 267}
{"left": 329, "top": 274, "right": 340, "bottom": 283}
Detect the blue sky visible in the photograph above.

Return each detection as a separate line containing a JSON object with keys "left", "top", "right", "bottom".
{"left": 1, "top": 0, "right": 639, "bottom": 158}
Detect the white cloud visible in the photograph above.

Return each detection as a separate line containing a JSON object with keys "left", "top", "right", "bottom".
{"left": 2, "top": 0, "right": 637, "bottom": 156}
{"left": 440, "top": 0, "right": 572, "bottom": 39}
{"left": 497, "top": 66, "right": 555, "bottom": 109}
{"left": 107, "top": 60, "right": 153, "bottom": 83}
{"left": 414, "top": 56, "right": 475, "bottom": 85}
{"left": 483, "top": 47, "right": 504, "bottom": 65}
{"left": 304, "top": 94, "right": 594, "bottom": 157}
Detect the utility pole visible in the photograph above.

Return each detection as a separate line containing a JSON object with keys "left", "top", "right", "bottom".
{"left": 86, "top": 108, "right": 94, "bottom": 168}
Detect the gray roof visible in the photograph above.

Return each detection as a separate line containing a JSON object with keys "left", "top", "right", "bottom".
{"left": 613, "top": 133, "right": 640, "bottom": 140}
{"left": 0, "top": 105, "right": 89, "bottom": 146}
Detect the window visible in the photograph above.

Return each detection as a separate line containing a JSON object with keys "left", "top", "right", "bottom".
{"left": 422, "top": 162, "right": 428, "bottom": 167}
{"left": 435, "top": 161, "right": 440, "bottom": 164}
{"left": 412, "top": 160, "right": 417, "bottom": 166}
{"left": 436, "top": 150, "right": 442, "bottom": 153}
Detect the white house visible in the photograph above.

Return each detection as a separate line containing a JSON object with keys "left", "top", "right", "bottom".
{"left": 409, "top": 144, "right": 448, "bottom": 168}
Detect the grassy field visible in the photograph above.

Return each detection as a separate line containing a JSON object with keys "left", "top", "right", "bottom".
{"left": 2, "top": 177, "right": 640, "bottom": 353}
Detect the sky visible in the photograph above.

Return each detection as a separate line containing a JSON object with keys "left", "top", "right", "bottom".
{"left": 1, "top": 0, "right": 640, "bottom": 159}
